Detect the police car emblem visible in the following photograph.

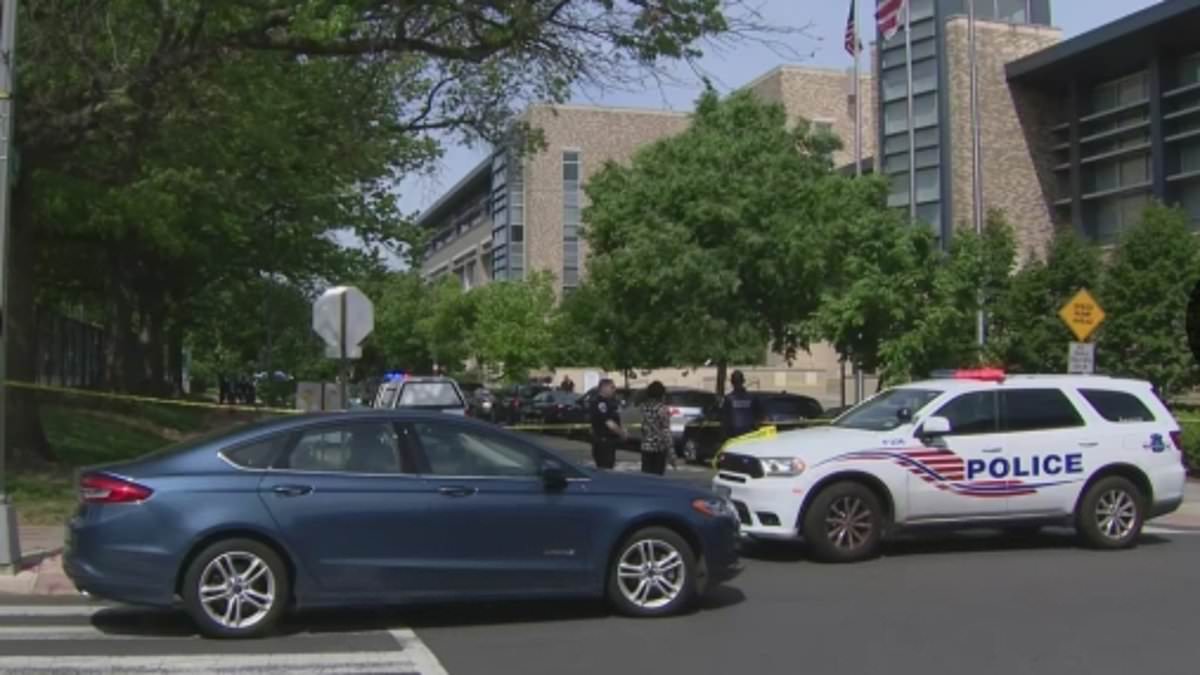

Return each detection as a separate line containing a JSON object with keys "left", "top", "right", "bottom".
{"left": 1146, "top": 433, "right": 1166, "bottom": 453}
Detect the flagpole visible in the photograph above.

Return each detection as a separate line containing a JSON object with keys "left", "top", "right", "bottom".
{"left": 853, "top": 0, "right": 862, "bottom": 178}
{"left": 904, "top": 0, "right": 916, "bottom": 222}
{"left": 969, "top": 0, "right": 985, "bottom": 347}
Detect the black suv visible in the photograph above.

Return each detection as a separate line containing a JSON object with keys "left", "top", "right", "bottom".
{"left": 681, "top": 391, "right": 824, "bottom": 463}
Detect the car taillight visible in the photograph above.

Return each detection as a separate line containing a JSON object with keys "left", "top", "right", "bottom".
{"left": 1170, "top": 431, "right": 1186, "bottom": 463}
{"left": 80, "top": 473, "right": 153, "bottom": 504}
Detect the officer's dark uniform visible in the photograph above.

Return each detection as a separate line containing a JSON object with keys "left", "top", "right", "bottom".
{"left": 589, "top": 394, "right": 622, "bottom": 469}
{"left": 721, "top": 387, "right": 763, "bottom": 441}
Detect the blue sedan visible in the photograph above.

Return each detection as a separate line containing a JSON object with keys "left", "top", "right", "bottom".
{"left": 64, "top": 411, "right": 741, "bottom": 638}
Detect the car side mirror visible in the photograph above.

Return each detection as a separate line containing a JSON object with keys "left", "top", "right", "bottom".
{"left": 918, "top": 416, "right": 952, "bottom": 441}
{"left": 541, "top": 463, "right": 569, "bottom": 491}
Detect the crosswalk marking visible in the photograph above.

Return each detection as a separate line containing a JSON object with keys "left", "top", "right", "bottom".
{"left": 0, "top": 603, "right": 448, "bottom": 674}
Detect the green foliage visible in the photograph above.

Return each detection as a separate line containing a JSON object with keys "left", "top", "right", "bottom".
{"left": 986, "top": 226, "right": 1102, "bottom": 373}
{"left": 582, "top": 88, "right": 847, "bottom": 374}
{"left": 470, "top": 272, "right": 559, "bottom": 383}
{"left": 799, "top": 178, "right": 939, "bottom": 374}
{"left": 879, "top": 211, "right": 1016, "bottom": 383}
{"left": 1098, "top": 205, "right": 1200, "bottom": 396}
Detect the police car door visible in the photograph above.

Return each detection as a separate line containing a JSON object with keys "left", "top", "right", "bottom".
{"left": 907, "top": 391, "right": 1009, "bottom": 522}
{"left": 998, "top": 388, "right": 1092, "bottom": 518}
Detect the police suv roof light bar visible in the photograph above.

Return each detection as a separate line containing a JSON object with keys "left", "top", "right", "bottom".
{"left": 929, "top": 368, "right": 1006, "bottom": 382}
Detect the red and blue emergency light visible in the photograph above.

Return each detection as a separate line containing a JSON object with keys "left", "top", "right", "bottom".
{"left": 929, "top": 368, "right": 1006, "bottom": 382}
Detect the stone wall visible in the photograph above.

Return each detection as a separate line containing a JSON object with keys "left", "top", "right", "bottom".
{"left": 943, "top": 18, "right": 1062, "bottom": 262}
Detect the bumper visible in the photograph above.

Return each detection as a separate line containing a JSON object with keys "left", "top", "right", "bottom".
{"left": 712, "top": 474, "right": 805, "bottom": 541}
{"left": 697, "top": 515, "right": 742, "bottom": 586}
{"left": 1149, "top": 495, "right": 1184, "bottom": 519}
{"left": 63, "top": 512, "right": 179, "bottom": 608}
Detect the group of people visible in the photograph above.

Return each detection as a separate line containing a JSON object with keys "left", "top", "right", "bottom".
{"left": 217, "top": 375, "right": 257, "bottom": 406}
{"left": 588, "top": 370, "right": 764, "bottom": 476}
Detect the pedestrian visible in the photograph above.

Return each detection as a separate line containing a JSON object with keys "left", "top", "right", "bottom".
{"left": 589, "top": 378, "right": 626, "bottom": 469}
{"left": 721, "top": 370, "right": 764, "bottom": 442}
{"left": 639, "top": 381, "right": 673, "bottom": 475}
{"left": 560, "top": 374, "right": 575, "bottom": 393}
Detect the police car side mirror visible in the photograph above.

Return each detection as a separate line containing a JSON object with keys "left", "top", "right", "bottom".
{"left": 919, "top": 416, "right": 952, "bottom": 439}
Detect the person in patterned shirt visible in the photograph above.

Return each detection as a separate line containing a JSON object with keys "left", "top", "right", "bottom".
{"left": 639, "top": 381, "right": 674, "bottom": 475}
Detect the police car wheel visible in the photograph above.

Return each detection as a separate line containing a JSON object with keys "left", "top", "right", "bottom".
{"left": 607, "top": 527, "right": 698, "bottom": 618}
{"left": 802, "top": 482, "right": 884, "bottom": 563}
{"left": 1076, "top": 476, "right": 1144, "bottom": 550}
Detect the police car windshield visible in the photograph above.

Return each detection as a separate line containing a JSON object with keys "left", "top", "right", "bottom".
{"left": 833, "top": 388, "right": 942, "bottom": 431}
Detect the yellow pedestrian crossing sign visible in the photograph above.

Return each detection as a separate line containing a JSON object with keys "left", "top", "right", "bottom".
{"left": 1058, "top": 289, "right": 1106, "bottom": 342}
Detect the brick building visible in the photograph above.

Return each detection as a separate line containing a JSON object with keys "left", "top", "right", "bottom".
{"left": 416, "top": 0, "right": 1200, "bottom": 400}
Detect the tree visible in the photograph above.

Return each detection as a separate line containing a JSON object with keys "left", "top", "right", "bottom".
{"left": 878, "top": 212, "right": 1016, "bottom": 383}
{"left": 583, "top": 88, "right": 847, "bottom": 392}
{"left": 985, "top": 226, "right": 1102, "bottom": 373}
{"left": 470, "top": 273, "right": 558, "bottom": 384}
{"left": 13, "top": 1, "right": 794, "bottom": 464}
{"left": 1098, "top": 205, "right": 1200, "bottom": 397}
{"left": 797, "top": 178, "right": 939, "bottom": 379}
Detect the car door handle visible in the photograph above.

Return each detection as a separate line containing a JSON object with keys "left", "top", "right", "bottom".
{"left": 438, "top": 486, "right": 478, "bottom": 498}
{"left": 981, "top": 447, "right": 1003, "bottom": 454}
{"left": 271, "top": 485, "right": 313, "bottom": 497}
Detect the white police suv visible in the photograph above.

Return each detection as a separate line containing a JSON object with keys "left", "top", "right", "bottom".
{"left": 712, "top": 369, "right": 1188, "bottom": 562}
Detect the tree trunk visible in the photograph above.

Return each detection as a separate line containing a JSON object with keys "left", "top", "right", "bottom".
{"left": 167, "top": 322, "right": 184, "bottom": 395}
{"left": 145, "top": 304, "right": 166, "bottom": 395}
{"left": 4, "top": 176, "right": 55, "bottom": 466}
{"left": 112, "top": 292, "right": 141, "bottom": 393}
{"left": 716, "top": 360, "right": 728, "bottom": 397}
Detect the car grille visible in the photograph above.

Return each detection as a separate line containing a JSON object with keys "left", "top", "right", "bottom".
{"left": 718, "top": 453, "right": 764, "bottom": 478}
{"left": 732, "top": 500, "right": 753, "bottom": 526}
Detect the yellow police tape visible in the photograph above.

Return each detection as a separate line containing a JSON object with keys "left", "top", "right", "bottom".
{"left": 710, "top": 426, "right": 779, "bottom": 469}
{"left": 3, "top": 380, "right": 300, "bottom": 416}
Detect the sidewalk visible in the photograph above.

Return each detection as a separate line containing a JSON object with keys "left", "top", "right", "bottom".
{"left": 4, "top": 481, "right": 1200, "bottom": 597}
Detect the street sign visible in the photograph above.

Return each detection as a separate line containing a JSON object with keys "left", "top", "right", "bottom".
{"left": 312, "top": 286, "right": 374, "bottom": 359}
{"left": 1068, "top": 342, "right": 1095, "bottom": 374}
{"left": 1058, "top": 288, "right": 1106, "bottom": 342}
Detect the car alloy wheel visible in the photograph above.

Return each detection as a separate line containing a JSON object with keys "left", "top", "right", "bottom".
{"left": 825, "top": 495, "right": 874, "bottom": 551}
{"left": 198, "top": 551, "right": 277, "bottom": 630}
{"left": 1076, "top": 476, "right": 1144, "bottom": 550}
{"left": 617, "top": 539, "right": 686, "bottom": 610}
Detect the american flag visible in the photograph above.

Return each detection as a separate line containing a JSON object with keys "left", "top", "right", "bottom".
{"left": 876, "top": 0, "right": 908, "bottom": 41}
{"left": 844, "top": 1, "right": 861, "bottom": 55}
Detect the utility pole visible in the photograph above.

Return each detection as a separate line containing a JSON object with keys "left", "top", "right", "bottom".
{"left": 0, "top": 0, "right": 21, "bottom": 572}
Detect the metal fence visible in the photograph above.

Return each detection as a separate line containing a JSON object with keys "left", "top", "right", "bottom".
{"left": 35, "top": 310, "right": 107, "bottom": 389}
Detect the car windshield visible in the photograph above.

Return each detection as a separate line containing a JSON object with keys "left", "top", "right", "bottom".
{"left": 833, "top": 388, "right": 943, "bottom": 431}
{"left": 398, "top": 382, "right": 463, "bottom": 408}
{"left": 762, "top": 397, "right": 821, "bottom": 419}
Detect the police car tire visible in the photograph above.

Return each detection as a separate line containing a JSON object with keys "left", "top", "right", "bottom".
{"left": 802, "top": 482, "right": 884, "bottom": 563}
{"left": 607, "top": 527, "right": 699, "bottom": 618}
{"left": 1076, "top": 476, "right": 1145, "bottom": 550}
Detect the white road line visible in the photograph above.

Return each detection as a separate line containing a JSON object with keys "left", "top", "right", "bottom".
{"left": 1144, "top": 525, "right": 1200, "bottom": 535}
{"left": 0, "top": 652, "right": 424, "bottom": 673}
{"left": 0, "top": 604, "right": 106, "bottom": 617}
{"left": 390, "top": 628, "right": 451, "bottom": 675}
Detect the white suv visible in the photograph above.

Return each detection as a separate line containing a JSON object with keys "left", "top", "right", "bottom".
{"left": 711, "top": 370, "right": 1187, "bottom": 562}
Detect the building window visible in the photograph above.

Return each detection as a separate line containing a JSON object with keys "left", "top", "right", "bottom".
{"left": 562, "top": 151, "right": 581, "bottom": 291}
{"left": 1084, "top": 153, "right": 1150, "bottom": 195}
{"left": 914, "top": 92, "right": 938, "bottom": 128}
{"left": 910, "top": 0, "right": 935, "bottom": 21}
{"left": 915, "top": 168, "right": 940, "bottom": 203}
{"left": 1088, "top": 192, "right": 1149, "bottom": 244}
{"left": 888, "top": 172, "right": 910, "bottom": 208}
{"left": 882, "top": 16, "right": 935, "bottom": 49}
{"left": 1179, "top": 140, "right": 1200, "bottom": 175}
{"left": 1089, "top": 71, "right": 1148, "bottom": 114}
{"left": 997, "top": 0, "right": 1028, "bottom": 23}
{"left": 490, "top": 150, "right": 525, "bottom": 280}
{"left": 1178, "top": 179, "right": 1200, "bottom": 227}
{"left": 882, "top": 40, "right": 936, "bottom": 69}
{"left": 1178, "top": 53, "right": 1200, "bottom": 88}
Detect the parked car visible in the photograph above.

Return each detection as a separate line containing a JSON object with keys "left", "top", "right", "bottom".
{"left": 373, "top": 376, "right": 468, "bottom": 416}
{"left": 682, "top": 391, "right": 824, "bottom": 463}
{"left": 526, "top": 391, "right": 588, "bottom": 427}
{"left": 64, "top": 411, "right": 742, "bottom": 638}
{"left": 496, "top": 384, "right": 551, "bottom": 425}
{"left": 621, "top": 387, "right": 719, "bottom": 449}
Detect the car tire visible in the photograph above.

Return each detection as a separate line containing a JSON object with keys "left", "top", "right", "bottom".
{"left": 608, "top": 527, "right": 699, "bottom": 618}
{"left": 802, "top": 481, "right": 884, "bottom": 563}
{"left": 1076, "top": 476, "right": 1145, "bottom": 550}
{"left": 182, "top": 538, "right": 290, "bottom": 639}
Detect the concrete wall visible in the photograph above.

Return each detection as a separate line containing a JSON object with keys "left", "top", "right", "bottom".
{"left": 943, "top": 19, "right": 1062, "bottom": 262}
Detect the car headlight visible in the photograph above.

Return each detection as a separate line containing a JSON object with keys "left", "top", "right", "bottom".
{"left": 691, "top": 497, "right": 735, "bottom": 519}
{"left": 760, "top": 457, "right": 806, "bottom": 477}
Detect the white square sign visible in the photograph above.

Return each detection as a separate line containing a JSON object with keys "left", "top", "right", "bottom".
{"left": 1068, "top": 342, "right": 1095, "bottom": 374}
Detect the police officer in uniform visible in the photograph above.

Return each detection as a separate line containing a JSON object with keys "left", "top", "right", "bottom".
{"left": 589, "top": 378, "right": 626, "bottom": 469}
{"left": 721, "top": 370, "right": 763, "bottom": 442}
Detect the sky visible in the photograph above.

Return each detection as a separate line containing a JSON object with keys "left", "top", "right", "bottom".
{"left": 396, "top": 0, "right": 1161, "bottom": 224}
